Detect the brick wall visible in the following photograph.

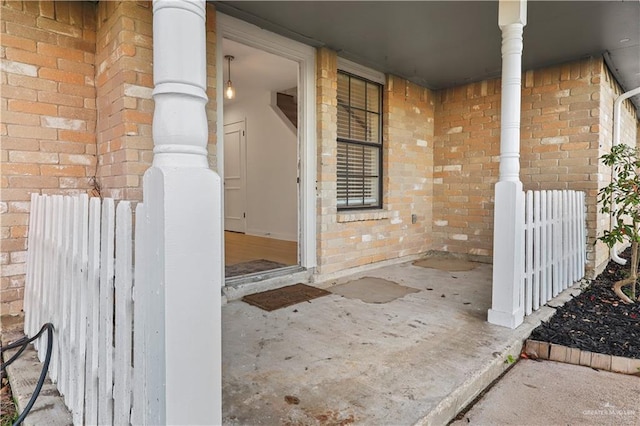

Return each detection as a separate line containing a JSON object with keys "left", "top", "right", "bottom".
{"left": 315, "top": 48, "right": 434, "bottom": 276}
{"left": 94, "top": 1, "right": 218, "bottom": 199}
{"left": 434, "top": 57, "right": 638, "bottom": 276}
{"left": 205, "top": 4, "right": 218, "bottom": 171}
{"left": 521, "top": 58, "right": 602, "bottom": 275}
{"left": 433, "top": 80, "right": 500, "bottom": 260}
{"left": 1, "top": 0, "right": 97, "bottom": 315}
{"left": 95, "top": 0, "right": 153, "bottom": 201}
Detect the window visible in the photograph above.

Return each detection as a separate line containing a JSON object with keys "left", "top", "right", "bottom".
{"left": 337, "top": 71, "right": 382, "bottom": 209}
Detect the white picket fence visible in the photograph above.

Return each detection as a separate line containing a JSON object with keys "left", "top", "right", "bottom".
{"left": 23, "top": 193, "right": 144, "bottom": 425}
{"left": 522, "top": 190, "right": 586, "bottom": 315}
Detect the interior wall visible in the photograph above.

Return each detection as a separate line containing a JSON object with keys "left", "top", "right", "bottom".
{"left": 224, "top": 89, "right": 298, "bottom": 242}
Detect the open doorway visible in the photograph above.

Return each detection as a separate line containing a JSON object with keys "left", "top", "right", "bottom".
{"left": 222, "top": 39, "right": 299, "bottom": 279}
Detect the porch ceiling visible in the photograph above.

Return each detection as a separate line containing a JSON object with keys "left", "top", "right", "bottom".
{"left": 213, "top": 1, "right": 640, "bottom": 116}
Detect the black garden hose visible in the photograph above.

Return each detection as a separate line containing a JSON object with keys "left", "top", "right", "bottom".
{"left": 1, "top": 323, "right": 54, "bottom": 426}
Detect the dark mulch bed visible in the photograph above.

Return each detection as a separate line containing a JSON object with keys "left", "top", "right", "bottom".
{"left": 530, "top": 249, "right": 640, "bottom": 360}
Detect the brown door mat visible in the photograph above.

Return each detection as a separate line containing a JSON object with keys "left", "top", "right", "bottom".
{"left": 225, "top": 259, "right": 287, "bottom": 278}
{"left": 241, "top": 284, "right": 331, "bottom": 311}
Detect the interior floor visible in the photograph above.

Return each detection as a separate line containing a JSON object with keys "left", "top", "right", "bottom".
{"left": 224, "top": 231, "right": 297, "bottom": 266}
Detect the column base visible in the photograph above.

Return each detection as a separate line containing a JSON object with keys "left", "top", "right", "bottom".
{"left": 488, "top": 307, "right": 524, "bottom": 329}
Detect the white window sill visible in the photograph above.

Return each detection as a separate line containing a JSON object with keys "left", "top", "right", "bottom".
{"left": 336, "top": 209, "right": 391, "bottom": 223}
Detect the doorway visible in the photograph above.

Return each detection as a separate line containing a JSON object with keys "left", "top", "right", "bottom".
{"left": 222, "top": 39, "right": 299, "bottom": 279}
{"left": 217, "top": 13, "right": 317, "bottom": 283}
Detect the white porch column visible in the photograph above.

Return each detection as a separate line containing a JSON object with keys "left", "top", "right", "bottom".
{"left": 488, "top": 0, "right": 527, "bottom": 329}
{"left": 143, "top": 0, "right": 222, "bottom": 424}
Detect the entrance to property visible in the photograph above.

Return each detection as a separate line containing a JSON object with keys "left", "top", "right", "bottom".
{"left": 222, "top": 38, "right": 300, "bottom": 278}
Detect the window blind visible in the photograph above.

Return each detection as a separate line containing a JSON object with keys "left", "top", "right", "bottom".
{"left": 336, "top": 71, "right": 382, "bottom": 209}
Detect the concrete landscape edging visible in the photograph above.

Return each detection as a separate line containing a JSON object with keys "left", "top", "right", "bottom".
{"left": 525, "top": 339, "right": 640, "bottom": 375}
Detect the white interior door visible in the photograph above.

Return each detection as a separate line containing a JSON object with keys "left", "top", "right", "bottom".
{"left": 224, "top": 121, "right": 246, "bottom": 233}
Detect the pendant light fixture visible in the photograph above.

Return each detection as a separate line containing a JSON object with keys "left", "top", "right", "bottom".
{"left": 225, "top": 55, "right": 235, "bottom": 100}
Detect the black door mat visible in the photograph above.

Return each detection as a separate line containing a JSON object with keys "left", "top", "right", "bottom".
{"left": 242, "top": 284, "right": 331, "bottom": 311}
{"left": 225, "top": 259, "right": 287, "bottom": 278}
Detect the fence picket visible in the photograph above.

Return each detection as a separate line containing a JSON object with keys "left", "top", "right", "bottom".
{"left": 24, "top": 194, "right": 38, "bottom": 340}
{"left": 85, "top": 197, "right": 101, "bottom": 426}
{"left": 67, "top": 196, "right": 83, "bottom": 411}
{"left": 539, "top": 191, "right": 548, "bottom": 305}
{"left": 59, "top": 196, "right": 73, "bottom": 400}
{"left": 49, "top": 196, "right": 63, "bottom": 383}
{"left": 98, "top": 198, "right": 115, "bottom": 426}
{"left": 114, "top": 202, "right": 133, "bottom": 425}
{"left": 32, "top": 196, "right": 46, "bottom": 344}
{"left": 71, "top": 194, "right": 89, "bottom": 424}
{"left": 40, "top": 196, "right": 53, "bottom": 359}
{"left": 576, "top": 193, "right": 582, "bottom": 277}
{"left": 524, "top": 191, "right": 533, "bottom": 315}
{"left": 574, "top": 192, "right": 581, "bottom": 280}
{"left": 533, "top": 191, "right": 541, "bottom": 310}
{"left": 551, "top": 191, "right": 558, "bottom": 297}
{"left": 579, "top": 192, "right": 586, "bottom": 273}
{"left": 563, "top": 192, "right": 569, "bottom": 287}
{"left": 132, "top": 202, "right": 147, "bottom": 426}
{"left": 545, "top": 191, "right": 553, "bottom": 300}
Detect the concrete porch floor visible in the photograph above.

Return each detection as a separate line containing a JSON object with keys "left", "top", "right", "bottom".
{"left": 222, "top": 258, "right": 581, "bottom": 425}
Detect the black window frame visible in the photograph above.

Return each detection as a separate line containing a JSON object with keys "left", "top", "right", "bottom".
{"left": 336, "top": 70, "right": 383, "bottom": 211}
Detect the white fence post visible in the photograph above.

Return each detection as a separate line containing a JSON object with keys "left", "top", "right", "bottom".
{"left": 142, "top": 0, "right": 223, "bottom": 422}
{"left": 488, "top": 0, "right": 527, "bottom": 329}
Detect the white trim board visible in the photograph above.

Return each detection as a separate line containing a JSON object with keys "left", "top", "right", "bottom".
{"left": 337, "top": 57, "right": 386, "bottom": 84}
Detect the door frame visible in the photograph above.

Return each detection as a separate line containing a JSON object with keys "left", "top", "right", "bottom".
{"left": 223, "top": 120, "right": 247, "bottom": 233}
{"left": 216, "top": 13, "right": 317, "bottom": 275}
